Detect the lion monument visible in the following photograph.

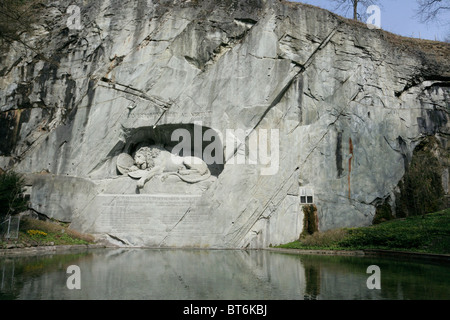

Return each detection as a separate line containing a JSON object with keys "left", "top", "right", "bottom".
{"left": 116, "top": 144, "right": 211, "bottom": 189}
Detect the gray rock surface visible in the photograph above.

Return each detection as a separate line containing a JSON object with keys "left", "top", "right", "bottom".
{"left": 0, "top": 0, "right": 449, "bottom": 248}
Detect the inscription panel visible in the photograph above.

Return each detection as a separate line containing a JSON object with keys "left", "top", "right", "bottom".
{"left": 128, "top": 111, "right": 212, "bottom": 121}
{"left": 94, "top": 194, "right": 201, "bottom": 244}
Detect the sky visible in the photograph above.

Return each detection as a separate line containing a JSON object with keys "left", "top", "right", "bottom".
{"left": 291, "top": 0, "right": 450, "bottom": 42}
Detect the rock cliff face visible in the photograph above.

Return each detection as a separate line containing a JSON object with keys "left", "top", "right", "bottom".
{"left": 1, "top": 0, "right": 449, "bottom": 248}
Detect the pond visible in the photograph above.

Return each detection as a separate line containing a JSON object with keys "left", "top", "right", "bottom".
{"left": 0, "top": 248, "right": 449, "bottom": 300}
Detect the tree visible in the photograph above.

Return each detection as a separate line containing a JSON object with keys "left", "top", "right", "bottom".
{"left": 416, "top": 0, "right": 450, "bottom": 23}
{"left": 329, "top": 0, "right": 380, "bottom": 21}
{"left": 0, "top": 171, "right": 28, "bottom": 218}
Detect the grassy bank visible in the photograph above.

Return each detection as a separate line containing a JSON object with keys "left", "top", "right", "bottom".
{"left": 277, "top": 209, "right": 450, "bottom": 255}
{"left": 1, "top": 217, "right": 95, "bottom": 249}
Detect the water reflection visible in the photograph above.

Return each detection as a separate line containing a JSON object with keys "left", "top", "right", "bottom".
{"left": 304, "top": 263, "right": 320, "bottom": 300}
{"left": 0, "top": 249, "right": 449, "bottom": 300}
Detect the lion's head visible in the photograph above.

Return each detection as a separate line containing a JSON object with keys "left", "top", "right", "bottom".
{"left": 133, "top": 145, "right": 163, "bottom": 169}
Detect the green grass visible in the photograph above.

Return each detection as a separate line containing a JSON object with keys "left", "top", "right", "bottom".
{"left": 277, "top": 209, "right": 450, "bottom": 255}
{"left": 1, "top": 217, "right": 95, "bottom": 248}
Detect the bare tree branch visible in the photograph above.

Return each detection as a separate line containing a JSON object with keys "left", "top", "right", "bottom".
{"left": 416, "top": 0, "right": 450, "bottom": 23}
{"left": 0, "top": 0, "right": 59, "bottom": 65}
{"left": 0, "top": 1, "right": 44, "bottom": 46}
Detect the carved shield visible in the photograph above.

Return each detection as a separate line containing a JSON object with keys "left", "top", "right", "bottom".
{"left": 116, "top": 153, "right": 135, "bottom": 175}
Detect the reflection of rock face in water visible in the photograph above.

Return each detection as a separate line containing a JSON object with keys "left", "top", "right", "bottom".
{"left": 7, "top": 249, "right": 307, "bottom": 300}
{"left": 1, "top": 0, "right": 449, "bottom": 248}
{"left": 304, "top": 264, "right": 321, "bottom": 300}
{"left": 3, "top": 249, "right": 450, "bottom": 300}
{"left": 2, "top": 250, "right": 306, "bottom": 299}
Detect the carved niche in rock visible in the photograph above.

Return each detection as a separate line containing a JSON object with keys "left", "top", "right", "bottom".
{"left": 117, "top": 143, "right": 212, "bottom": 189}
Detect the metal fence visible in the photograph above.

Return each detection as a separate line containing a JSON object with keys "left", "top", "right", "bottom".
{"left": 0, "top": 215, "right": 20, "bottom": 240}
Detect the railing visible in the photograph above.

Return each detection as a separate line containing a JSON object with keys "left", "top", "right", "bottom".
{"left": 0, "top": 215, "right": 20, "bottom": 240}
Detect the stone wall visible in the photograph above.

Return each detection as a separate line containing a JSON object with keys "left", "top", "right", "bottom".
{"left": 0, "top": 0, "right": 449, "bottom": 248}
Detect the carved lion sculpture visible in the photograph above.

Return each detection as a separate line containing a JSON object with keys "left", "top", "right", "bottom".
{"left": 117, "top": 144, "right": 211, "bottom": 189}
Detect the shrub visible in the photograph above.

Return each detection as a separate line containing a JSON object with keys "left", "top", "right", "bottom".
{"left": 299, "top": 228, "right": 348, "bottom": 248}
{"left": 372, "top": 200, "right": 394, "bottom": 224}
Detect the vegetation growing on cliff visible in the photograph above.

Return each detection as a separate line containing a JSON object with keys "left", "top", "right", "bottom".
{"left": 1, "top": 217, "right": 95, "bottom": 248}
{"left": 301, "top": 205, "right": 319, "bottom": 237}
{"left": 395, "top": 136, "right": 447, "bottom": 218}
{"left": 278, "top": 208, "right": 450, "bottom": 254}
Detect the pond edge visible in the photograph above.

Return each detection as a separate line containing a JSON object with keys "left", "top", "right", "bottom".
{"left": 1, "top": 245, "right": 450, "bottom": 264}
{"left": 265, "top": 248, "right": 450, "bottom": 263}
{"left": 0, "top": 244, "right": 110, "bottom": 256}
